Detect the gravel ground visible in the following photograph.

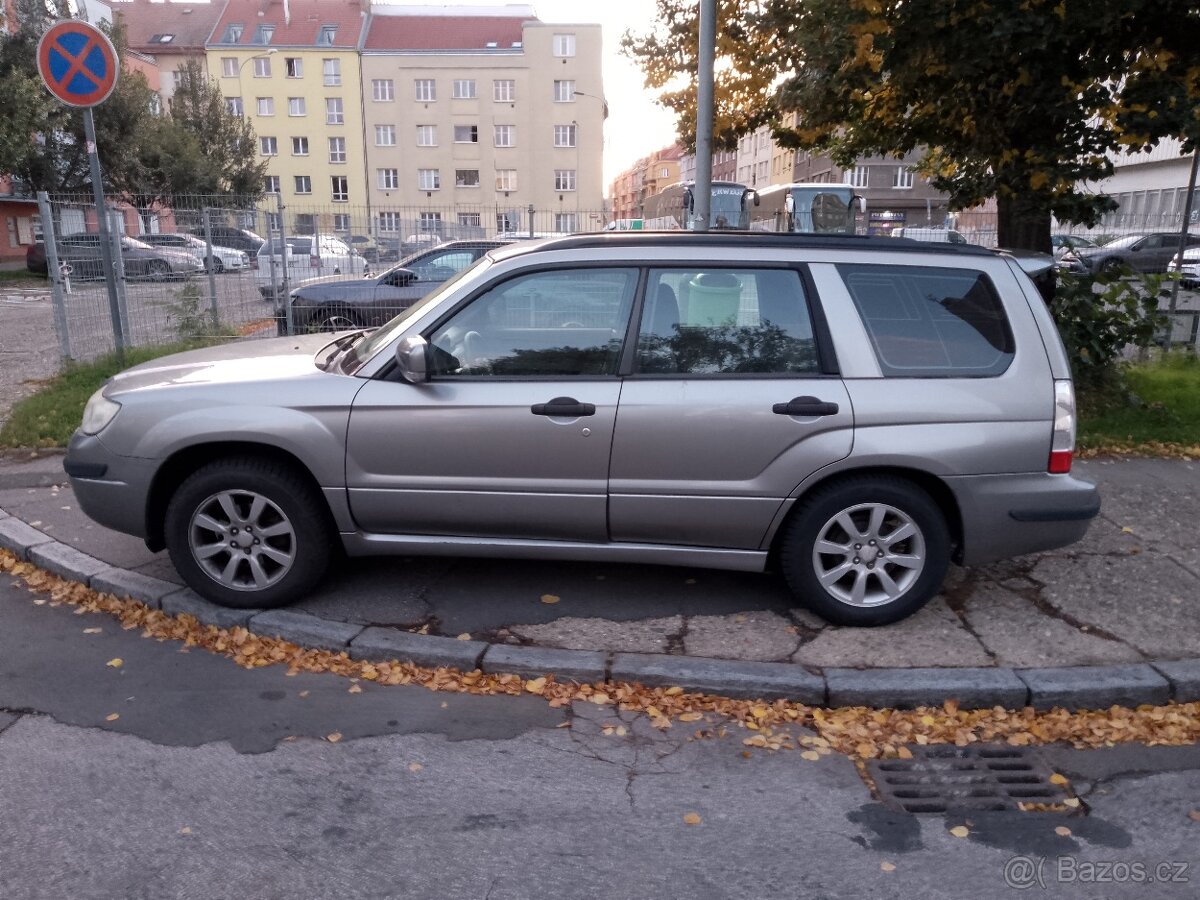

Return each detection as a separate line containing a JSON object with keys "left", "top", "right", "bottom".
{"left": 0, "top": 285, "right": 59, "bottom": 433}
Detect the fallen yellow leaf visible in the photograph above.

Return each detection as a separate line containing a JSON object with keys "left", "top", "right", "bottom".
{"left": 83, "top": 627, "right": 102, "bottom": 634}
{"left": 298, "top": 690, "right": 310, "bottom": 698}
{"left": 106, "top": 658, "right": 123, "bottom": 668}
{"left": 179, "top": 826, "right": 192, "bottom": 835}
{"left": 683, "top": 812, "right": 702, "bottom": 825}
{"left": 1055, "top": 826, "right": 1072, "bottom": 837}
{"left": 800, "top": 750, "right": 820, "bottom": 761}
{"left": 679, "top": 712, "right": 704, "bottom": 722}
{"left": 456, "top": 633, "right": 472, "bottom": 641}
{"left": 540, "top": 594, "right": 560, "bottom": 604}
{"left": 1063, "top": 798, "right": 1080, "bottom": 808}
{"left": 949, "top": 825, "right": 970, "bottom": 838}
{"left": 880, "top": 862, "right": 896, "bottom": 872}
{"left": 1188, "top": 810, "right": 1200, "bottom": 822}
{"left": 525, "top": 677, "right": 547, "bottom": 694}
{"left": 408, "top": 762, "right": 423, "bottom": 772}
{"left": 1049, "top": 773, "right": 1069, "bottom": 786}
{"left": 348, "top": 684, "right": 362, "bottom": 694}
{"left": 105, "top": 713, "right": 119, "bottom": 722}
{"left": 897, "top": 746, "right": 914, "bottom": 759}
{"left": 327, "top": 731, "right": 343, "bottom": 743}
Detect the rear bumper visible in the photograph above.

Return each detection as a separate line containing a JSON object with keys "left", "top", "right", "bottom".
{"left": 946, "top": 471, "right": 1100, "bottom": 566}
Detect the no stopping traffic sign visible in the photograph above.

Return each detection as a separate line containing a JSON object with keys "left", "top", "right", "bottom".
{"left": 37, "top": 20, "right": 119, "bottom": 108}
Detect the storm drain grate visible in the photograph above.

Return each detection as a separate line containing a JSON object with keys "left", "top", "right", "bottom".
{"left": 866, "top": 745, "right": 1069, "bottom": 814}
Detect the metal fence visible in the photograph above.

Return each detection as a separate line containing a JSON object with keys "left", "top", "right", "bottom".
{"left": 36, "top": 193, "right": 1200, "bottom": 361}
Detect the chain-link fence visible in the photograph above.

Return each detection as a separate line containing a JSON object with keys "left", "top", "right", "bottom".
{"left": 35, "top": 192, "right": 1200, "bottom": 361}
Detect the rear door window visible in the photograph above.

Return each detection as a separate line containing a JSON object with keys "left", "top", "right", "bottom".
{"left": 837, "top": 264, "right": 1014, "bottom": 377}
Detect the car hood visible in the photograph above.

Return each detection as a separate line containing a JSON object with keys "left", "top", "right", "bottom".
{"left": 291, "top": 273, "right": 380, "bottom": 297}
{"left": 102, "top": 334, "right": 339, "bottom": 398}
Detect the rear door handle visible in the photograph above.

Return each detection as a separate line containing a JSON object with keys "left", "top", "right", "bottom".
{"left": 772, "top": 396, "right": 840, "bottom": 417}
{"left": 531, "top": 396, "right": 596, "bottom": 417}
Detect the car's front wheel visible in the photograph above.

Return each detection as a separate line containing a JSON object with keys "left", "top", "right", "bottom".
{"left": 779, "top": 475, "right": 950, "bottom": 626}
{"left": 307, "top": 306, "right": 362, "bottom": 332}
{"left": 164, "top": 458, "right": 333, "bottom": 609}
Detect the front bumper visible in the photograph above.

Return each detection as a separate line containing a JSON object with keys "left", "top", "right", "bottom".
{"left": 946, "top": 471, "right": 1100, "bottom": 566}
{"left": 64, "top": 431, "right": 158, "bottom": 541}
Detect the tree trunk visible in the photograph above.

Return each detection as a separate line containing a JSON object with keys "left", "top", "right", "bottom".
{"left": 996, "top": 194, "right": 1052, "bottom": 254}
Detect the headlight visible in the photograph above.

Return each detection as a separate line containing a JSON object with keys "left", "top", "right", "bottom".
{"left": 80, "top": 388, "right": 121, "bottom": 435}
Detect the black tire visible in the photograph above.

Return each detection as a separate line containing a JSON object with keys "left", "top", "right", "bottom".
{"left": 307, "top": 306, "right": 362, "bottom": 333}
{"left": 210, "top": 258, "right": 225, "bottom": 274}
{"left": 1100, "top": 258, "right": 1124, "bottom": 276}
{"left": 148, "top": 259, "right": 170, "bottom": 281}
{"left": 164, "top": 457, "right": 333, "bottom": 609}
{"left": 779, "top": 475, "right": 950, "bottom": 627}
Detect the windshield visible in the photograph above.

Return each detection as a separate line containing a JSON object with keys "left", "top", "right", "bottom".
{"left": 122, "top": 236, "right": 153, "bottom": 250}
{"left": 341, "top": 254, "right": 492, "bottom": 372}
{"left": 710, "top": 187, "right": 749, "bottom": 229}
{"left": 1101, "top": 235, "right": 1141, "bottom": 249}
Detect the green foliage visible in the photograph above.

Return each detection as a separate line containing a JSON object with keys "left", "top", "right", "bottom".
{"left": 1078, "top": 350, "right": 1200, "bottom": 452}
{"left": 159, "top": 281, "right": 238, "bottom": 341}
{"left": 1049, "top": 271, "right": 1164, "bottom": 390}
{"left": 625, "top": 0, "right": 1200, "bottom": 250}
{"left": 0, "top": 340, "right": 215, "bottom": 449}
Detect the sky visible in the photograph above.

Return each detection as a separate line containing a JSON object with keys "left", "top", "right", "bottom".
{"left": 379, "top": 1, "right": 684, "bottom": 187}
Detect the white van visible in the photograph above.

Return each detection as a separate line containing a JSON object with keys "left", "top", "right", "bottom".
{"left": 255, "top": 234, "right": 367, "bottom": 297}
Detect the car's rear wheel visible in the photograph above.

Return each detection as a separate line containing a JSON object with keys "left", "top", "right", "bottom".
{"left": 308, "top": 306, "right": 362, "bottom": 332}
{"left": 209, "top": 258, "right": 225, "bottom": 274}
{"left": 1100, "top": 258, "right": 1125, "bottom": 276}
{"left": 148, "top": 259, "right": 170, "bottom": 281}
{"left": 779, "top": 475, "right": 950, "bottom": 626}
{"left": 164, "top": 458, "right": 333, "bottom": 609}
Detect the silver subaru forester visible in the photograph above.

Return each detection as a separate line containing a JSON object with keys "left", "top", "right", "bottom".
{"left": 65, "top": 233, "right": 1098, "bottom": 626}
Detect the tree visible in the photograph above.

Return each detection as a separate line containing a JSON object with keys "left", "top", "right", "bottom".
{"left": 166, "top": 59, "right": 267, "bottom": 200}
{"left": 625, "top": 0, "right": 1200, "bottom": 250}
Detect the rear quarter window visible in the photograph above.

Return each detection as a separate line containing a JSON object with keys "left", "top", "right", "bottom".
{"left": 837, "top": 264, "right": 1015, "bottom": 377}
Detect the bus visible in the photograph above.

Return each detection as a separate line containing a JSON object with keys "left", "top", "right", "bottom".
{"left": 748, "top": 183, "right": 861, "bottom": 235}
{"left": 638, "top": 181, "right": 757, "bottom": 231}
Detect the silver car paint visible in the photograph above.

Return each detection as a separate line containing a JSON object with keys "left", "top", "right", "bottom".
{"left": 68, "top": 237, "right": 1097, "bottom": 579}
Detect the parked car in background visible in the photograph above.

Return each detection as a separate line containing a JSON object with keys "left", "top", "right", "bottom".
{"left": 66, "top": 232, "right": 1098, "bottom": 626}
{"left": 54, "top": 233, "right": 203, "bottom": 281}
{"left": 283, "top": 240, "right": 507, "bottom": 331}
{"left": 1170, "top": 246, "right": 1200, "bottom": 288}
{"left": 188, "top": 225, "right": 265, "bottom": 257}
{"left": 1058, "top": 232, "right": 1200, "bottom": 275}
{"left": 345, "top": 234, "right": 401, "bottom": 265}
{"left": 26, "top": 242, "right": 47, "bottom": 275}
{"left": 255, "top": 234, "right": 367, "bottom": 298}
{"left": 892, "top": 227, "right": 970, "bottom": 244}
{"left": 141, "top": 233, "right": 249, "bottom": 273}
{"left": 1051, "top": 234, "right": 1098, "bottom": 258}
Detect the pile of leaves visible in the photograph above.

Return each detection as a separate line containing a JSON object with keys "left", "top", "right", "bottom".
{"left": 4, "top": 549, "right": 1199, "bottom": 759}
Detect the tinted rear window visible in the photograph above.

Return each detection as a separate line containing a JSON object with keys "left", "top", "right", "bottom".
{"left": 838, "top": 264, "right": 1014, "bottom": 377}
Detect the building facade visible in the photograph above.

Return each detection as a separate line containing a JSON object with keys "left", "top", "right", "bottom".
{"left": 360, "top": 6, "right": 604, "bottom": 238}
{"left": 116, "top": 0, "right": 224, "bottom": 104}
{"left": 607, "top": 143, "right": 682, "bottom": 221}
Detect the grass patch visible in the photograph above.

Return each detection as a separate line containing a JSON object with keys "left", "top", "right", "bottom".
{"left": 0, "top": 269, "right": 48, "bottom": 284}
{"left": 0, "top": 341, "right": 220, "bottom": 449}
{"left": 1078, "top": 351, "right": 1200, "bottom": 455}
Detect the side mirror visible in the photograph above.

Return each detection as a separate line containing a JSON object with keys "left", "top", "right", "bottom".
{"left": 394, "top": 335, "right": 430, "bottom": 384}
{"left": 385, "top": 267, "right": 417, "bottom": 286}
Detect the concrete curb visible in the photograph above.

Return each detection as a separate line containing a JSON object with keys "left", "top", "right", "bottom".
{"left": 3, "top": 505, "right": 1199, "bottom": 711}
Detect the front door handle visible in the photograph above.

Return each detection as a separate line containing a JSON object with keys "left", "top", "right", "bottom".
{"left": 531, "top": 396, "right": 596, "bottom": 417}
{"left": 772, "top": 396, "right": 840, "bottom": 417}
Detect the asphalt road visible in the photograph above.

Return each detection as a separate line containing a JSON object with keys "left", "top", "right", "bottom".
{"left": 2, "top": 576, "right": 1199, "bottom": 900}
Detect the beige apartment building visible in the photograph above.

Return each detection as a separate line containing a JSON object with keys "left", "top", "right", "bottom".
{"left": 360, "top": 6, "right": 604, "bottom": 237}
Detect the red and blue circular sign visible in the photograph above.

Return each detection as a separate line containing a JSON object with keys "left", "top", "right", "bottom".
{"left": 37, "top": 20, "right": 119, "bottom": 108}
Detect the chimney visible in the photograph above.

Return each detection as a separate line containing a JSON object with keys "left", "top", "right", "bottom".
{"left": 283, "top": 0, "right": 291, "bottom": 26}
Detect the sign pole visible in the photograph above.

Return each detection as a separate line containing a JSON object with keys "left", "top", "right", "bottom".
{"left": 83, "top": 106, "right": 125, "bottom": 359}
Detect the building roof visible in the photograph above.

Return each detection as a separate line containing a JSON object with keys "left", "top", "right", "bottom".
{"left": 210, "top": 0, "right": 368, "bottom": 49}
{"left": 363, "top": 13, "right": 533, "bottom": 51}
{"left": 113, "top": 0, "right": 228, "bottom": 51}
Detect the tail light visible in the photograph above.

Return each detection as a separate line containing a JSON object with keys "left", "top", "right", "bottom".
{"left": 1049, "top": 379, "right": 1076, "bottom": 473}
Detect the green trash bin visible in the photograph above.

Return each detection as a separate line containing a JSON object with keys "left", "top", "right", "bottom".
{"left": 685, "top": 272, "right": 742, "bottom": 326}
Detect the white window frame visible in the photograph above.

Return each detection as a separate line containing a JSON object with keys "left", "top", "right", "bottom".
{"left": 326, "top": 97, "right": 344, "bottom": 125}
{"left": 260, "top": 136, "right": 278, "bottom": 156}
{"left": 373, "top": 79, "right": 394, "bottom": 102}
{"left": 494, "top": 125, "right": 514, "bottom": 147}
{"left": 554, "top": 169, "right": 576, "bottom": 191}
{"left": 291, "top": 136, "right": 308, "bottom": 156}
{"left": 416, "top": 125, "right": 437, "bottom": 147}
{"left": 415, "top": 79, "right": 436, "bottom": 102}
{"left": 378, "top": 212, "right": 401, "bottom": 232}
{"left": 375, "top": 125, "right": 396, "bottom": 146}
{"left": 496, "top": 169, "right": 517, "bottom": 192}
{"left": 264, "top": 175, "right": 281, "bottom": 193}
{"left": 493, "top": 79, "right": 515, "bottom": 102}
{"left": 285, "top": 58, "right": 303, "bottom": 78}
{"left": 323, "top": 58, "right": 341, "bottom": 86}
{"left": 844, "top": 165, "right": 869, "bottom": 188}
{"left": 288, "top": 97, "right": 306, "bottom": 117}
{"left": 253, "top": 57, "right": 271, "bottom": 78}
{"left": 458, "top": 212, "right": 482, "bottom": 228}
{"left": 221, "top": 57, "right": 237, "bottom": 78}
{"left": 554, "top": 80, "right": 575, "bottom": 103}
{"left": 294, "top": 175, "right": 312, "bottom": 195}
{"left": 553, "top": 34, "right": 576, "bottom": 57}
{"left": 893, "top": 167, "right": 915, "bottom": 189}
{"left": 553, "top": 124, "right": 576, "bottom": 147}
{"left": 453, "top": 125, "right": 479, "bottom": 144}
{"left": 555, "top": 212, "right": 577, "bottom": 232}
{"left": 331, "top": 176, "right": 349, "bottom": 203}
{"left": 328, "top": 136, "right": 346, "bottom": 164}
{"left": 378, "top": 168, "right": 399, "bottom": 190}
{"left": 226, "top": 97, "right": 244, "bottom": 116}
{"left": 333, "top": 213, "right": 351, "bottom": 233}
{"left": 256, "top": 97, "right": 274, "bottom": 116}
{"left": 452, "top": 79, "right": 476, "bottom": 99}
{"left": 418, "top": 169, "right": 441, "bottom": 191}
{"left": 455, "top": 169, "right": 480, "bottom": 188}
